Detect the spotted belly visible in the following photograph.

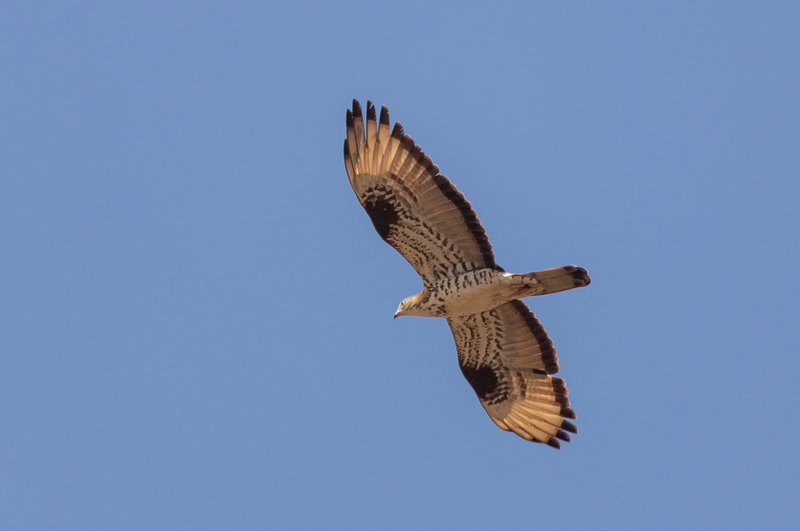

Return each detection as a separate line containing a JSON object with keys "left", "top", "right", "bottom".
{"left": 427, "top": 269, "right": 521, "bottom": 317}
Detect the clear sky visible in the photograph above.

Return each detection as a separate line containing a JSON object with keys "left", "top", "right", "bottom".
{"left": 2, "top": 2, "right": 798, "bottom": 529}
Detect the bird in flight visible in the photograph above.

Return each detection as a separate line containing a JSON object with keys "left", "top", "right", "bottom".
{"left": 343, "top": 100, "right": 590, "bottom": 448}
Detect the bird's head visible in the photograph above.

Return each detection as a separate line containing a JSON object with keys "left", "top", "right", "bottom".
{"left": 394, "top": 293, "right": 428, "bottom": 319}
{"left": 394, "top": 298, "right": 412, "bottom": 319}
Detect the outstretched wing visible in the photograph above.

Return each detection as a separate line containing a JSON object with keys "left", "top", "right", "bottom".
{"left": 344, "top": 100, "right": 500, "bottom": 282}
{"left": 447, "top": 299, "right": 577, "bottom": 448}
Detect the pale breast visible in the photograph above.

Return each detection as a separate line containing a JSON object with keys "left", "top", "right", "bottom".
{"left": 425, "top": 269, "right": 518, "bottom": 316}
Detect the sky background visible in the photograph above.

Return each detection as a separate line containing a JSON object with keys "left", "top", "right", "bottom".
{"left": 2, "top": 2, "right": 798, "bottom": 529}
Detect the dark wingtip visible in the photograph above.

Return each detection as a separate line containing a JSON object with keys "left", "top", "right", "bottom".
{"left": 366, "top": 100, "right": 376, "bottom": 122}
{"left": 346, "top": 109, "right": 353, "bottom": 128}
{"left": 561, "top": 419, "right": 578, "bottom": 434}
{"left": 380, "top": 105, "right": 390, "bottom": 126}
{"left": 391, "top": 121, "right": 404, "bottom": 138}
{"left": 545, "top": 438, "right": 561, "bottom": 449}
{"left": 352, "top": 99, "right": 362, "bottom": 119}
{"left": 555, "top": 430, "right": 571, "bottom": 442}
{"left": 561, "top": 407, "right": 577, "bottom": 419}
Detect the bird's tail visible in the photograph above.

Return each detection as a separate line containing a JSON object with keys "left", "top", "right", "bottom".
{"left": 512, "top": 266, "right": 591, "bottom": 297}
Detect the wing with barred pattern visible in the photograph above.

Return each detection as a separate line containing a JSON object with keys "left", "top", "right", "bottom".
{"left": 447, "top": 300, "right": 577, "bottom": 447}
{"left": 344, "top": 100, "right": 501, "bottom": 282}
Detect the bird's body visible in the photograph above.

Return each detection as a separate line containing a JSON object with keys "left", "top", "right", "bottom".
{"left": 344, "top": 100, "right": 590, "bottom": 448}
{"left": 398, "top": 266, "right": 588, "bottom": 318}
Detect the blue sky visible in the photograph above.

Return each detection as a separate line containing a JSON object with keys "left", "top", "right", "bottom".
{"left": 2, "top": 2, "right": 798, "bottom": 529}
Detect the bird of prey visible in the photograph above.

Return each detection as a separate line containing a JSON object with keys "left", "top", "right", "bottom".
{"left": 343, "top": 100, "right": 590, "bottom": 448}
